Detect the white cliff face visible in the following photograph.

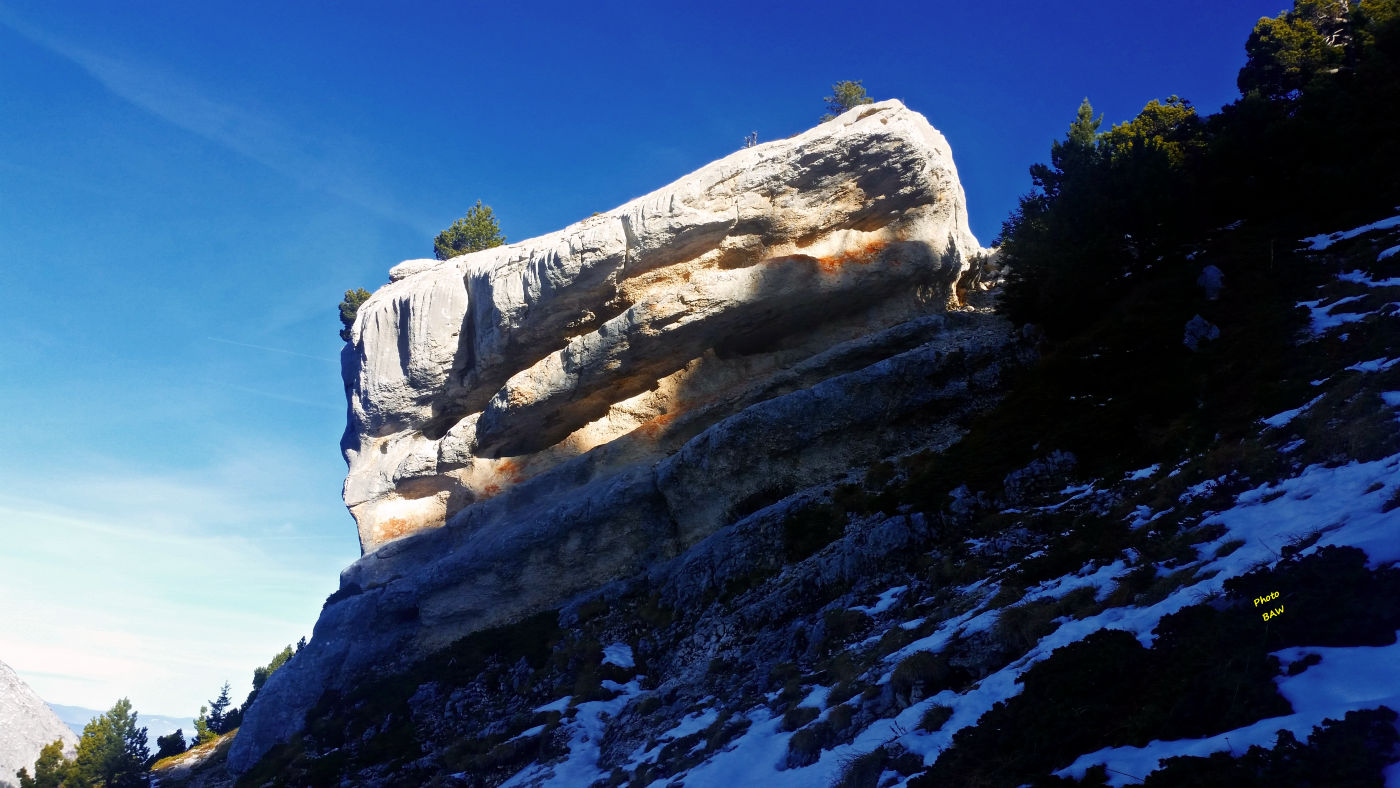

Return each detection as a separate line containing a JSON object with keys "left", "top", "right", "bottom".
{"left": 342, "top": 100, "right": 982, "bottom": 553}
{"left": 0, "top": 660, "right": 77, "bottom": 785}
{"left": 230, "top": 100, "right": 1002, "bottom": 773}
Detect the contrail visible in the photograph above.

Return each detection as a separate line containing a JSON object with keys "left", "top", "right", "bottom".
{"left": 206, "top": 337, "right": 338, "bottom": 363}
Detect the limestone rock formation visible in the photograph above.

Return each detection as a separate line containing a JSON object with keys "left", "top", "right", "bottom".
{"left": 0, "top": 659, "right": 77, "bottom": 786}
{"left": 229, "top": 99, "right": 998, "bottom": 773}
{"left": 340, "top": 99, "right": 980, "bottom": 554}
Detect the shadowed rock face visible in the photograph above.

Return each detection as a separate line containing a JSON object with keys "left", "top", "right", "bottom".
{"left": 228, "top": 100, "right": 1001, "bottom": 774}
{"left": 341, "top": 100, "right": 981, "bottom": 554}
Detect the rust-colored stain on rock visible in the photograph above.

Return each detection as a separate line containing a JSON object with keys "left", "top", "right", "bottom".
{"left": 377, "top": 517, "right": 416, "bottom": 542}
{"left": 495, "top": 459, "right": 527, "bottom": 484}
{"left": 635, "top": 410, "right": 680, "bottom": 440}
{"left": 816, "top": 240, "right": 890, "bottom": 273}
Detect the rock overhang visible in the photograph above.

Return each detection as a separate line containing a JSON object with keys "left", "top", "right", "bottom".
{"left": 340, "top": 99, "right": 984, "bottom": 555}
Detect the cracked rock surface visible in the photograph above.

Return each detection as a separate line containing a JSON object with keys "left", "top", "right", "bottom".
{"left": 229, "top": 99, "right": 1004, "bottom": 774}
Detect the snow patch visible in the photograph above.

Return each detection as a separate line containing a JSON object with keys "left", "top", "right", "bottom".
{"left": 1348, "top": 357, "right": 1400, "bottom": 373}
{"left": 1302, "top": 213, "right": 1400, "bottom": 250}
{"left": 1261, "top": 394, "right": 1325, "bottom": 428}
{"left": 602, "top": 643, "right": 635, "bottom": 669}
{"left": 1297, "top": 295, "right": 1373, "bottom": 334}
{"left": 798, "top": 685, "right": 829, "bottom": 709}
{"left": 851, "top": 586, "right": 908, "bottom": 616}
{"left": 1057, "top": 637, "right": 1400, "bottom": 786}
{"left": 533, "top": 696, "right": 572, "bottom": 714}
{"left": 1127, "top": 505, "right": 1165, "bottom": 528}
{"left": 502, "top": 681, "right": 642, "bottom": 787}
{"left": 1178, "top": 474, "right": 1228, "bottom": 502}
{"left": 1338, "top": 269, "right": 1400, "bottom": 288}
{"left": 1125, "top": 464, "right": 1160, "bottom": 481}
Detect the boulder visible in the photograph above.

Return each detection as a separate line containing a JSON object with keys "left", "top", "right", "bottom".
{"left": 229, "top": 99, "right": 998, "bottom": 774}
{"left": 340, "top": 99, "right": 982, "bottom": 553}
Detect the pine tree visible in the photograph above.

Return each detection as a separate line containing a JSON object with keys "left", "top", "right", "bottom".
{"left": 152, "top": 728, "right": 188, "bottom": 763}
{"left": 70, "top": 699, "right": 149, "bottom": 788}
{"left": 338, "top": 287, "right": 371, "bottom": 343}
{"left": 207, "top": 682, "right": 234, "bottom": 735}
{"left": 433, "top": 200, "right": 506, "bottom": 260}
{"left": 820, "top": 80, "right": 875, "bottom": 122}
{"left": 192, "top": 706, "right": 216, "bottom": 745}
{"left": 244, "top": 644, "right": 297, "bottom": 712}
{"left": 16, "top": 739, "right": 71, "bottom": 788}
{"left": 1238, "top": 1, "right": 1348, "bottom": 98}
{"left": 1028, "top": 98, "right": 1101, "bottom": 199}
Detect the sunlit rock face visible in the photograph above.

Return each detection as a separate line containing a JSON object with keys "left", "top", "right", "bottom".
{"left": 341, "top": 99, "right": 981, "bottom": 554}
{"left": 0, "top": 659, "right": 78, "bottom": 783}
{"left": 229, "top": 100, "right": 1002, "bottom": 774}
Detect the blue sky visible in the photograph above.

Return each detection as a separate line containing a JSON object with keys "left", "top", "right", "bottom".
{"left": 0, "top": 1, "right": 1289, "bottom": 721}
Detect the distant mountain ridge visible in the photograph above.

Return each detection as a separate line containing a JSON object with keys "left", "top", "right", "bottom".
{"left": 0, "top": 659, "right": 76, "bottom": 787}
{"left": 46, "top": 703, "right": 191, "bottom": 742}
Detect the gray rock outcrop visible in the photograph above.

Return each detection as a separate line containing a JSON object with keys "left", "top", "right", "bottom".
{"left": 229, "top": 99, "right": 999, "bottom": 773}
{"left": 340, "top": 99, "right": 980, "bottom": 553}
{"left": 0, "top": 659, "right": 77, "bottom": 786}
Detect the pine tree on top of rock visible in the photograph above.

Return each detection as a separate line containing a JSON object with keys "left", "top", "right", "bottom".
{"left": 433, "top": 199, "right": 506, "bottom": 260}
{"left": 821, "top": 80, "right": 875, "bottom": 122}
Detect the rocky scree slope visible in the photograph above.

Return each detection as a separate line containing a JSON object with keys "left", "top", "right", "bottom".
{"left": 229, "top": 99, "right": 1002, "bottom": 773}
{"left": 0, "top": 659, "right": 77, "bottom": 787}
{"left": 232, "top": 214, "right": 1400, "bottom": 787}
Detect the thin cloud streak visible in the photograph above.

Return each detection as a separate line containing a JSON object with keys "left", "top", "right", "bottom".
{"left": 0, "top": 489, "right": 348, "bottom": 713}
{"left": 0, "top": 11, "right": 429, "bottom": 232}
{"left": 227, "top": 384, "right": 346, "bottom": 412}
{"left": 206, "top": 336, "right": 339, "bottom": 363}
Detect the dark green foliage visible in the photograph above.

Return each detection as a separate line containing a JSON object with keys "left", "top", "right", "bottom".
{"left": 1385, "top": 487, "right": 1400, "bottom": 512}
{"left": 777, "top": 484, "right": 879, "bottom": 563}
{"left": 993, "top": 587, "right": 1103, "bottom": 655}
{"left": 191, "top": 706, "right": 214, "bottom": 745}
{"left": 1000, "top": 0, "right": 1400, "bottom": 337}
{"left": 433, "top": 199, "right": 506, "bottom": 260}
{"left": 835, "top": 745, "right": 923, "bottom": 788}
{"left": 1223, "top": 545, "right": 1400, "bottom": 648}
{"left": 1139, "top": 707, "right": 1400, "bottom": 787}
{"left": 828, "top": 703, "right": 856, "bottom": 734}
{"left": 819, "top": 608, "right": 873, "bottom": 654}
{"left": 820, "top": 80, "right": 875, "bottom": 122}
{"left": 780, "top": 705, "right": 820, "bottom": 731}
{"left": 889, "top": 650, "right": 960, "bottom": 706}
{"left": 915, "top": 616, "right": 1293, "bottom": 787}
{"left": 1239, "top": 1, "right": 1349, "bottom": 99}
{"left": 244, "top": 644, "right": 296, "bottom": 712}
{"left": 151, "top": 728, "right": 188, "bottom": 763}
{"left": 17, "top": 739, "right": 70, "bottom": 788}
{"left": 913, "top": 545, "right": 1400, "bottom": 786}
{"left": 784, "top": 722, "right": 833, "bottom": 768}
{"left": 999, "top": 96, "right": 1202, "bottom": 335}
{"left": 206, "top": 682, "right": 235, "bottom": 735}
{"left": 835, "top": 746, "right": 890, "bottom": 788}
{"left": 919, "top": 703, "right": 954, "bottom": 732}
{"left": 70, "top": 698, "right": 150, "bottom": 788}
{"left": 439, "top": 725, "right": 568, "bottom": 786}
{"left": 337, "top": 287, "right": 371, "bottom": 342}
{"left": 241, "top": 610, "right": 563, "bottom": 786}
{"left": 781, "top": 503, "right": 847, "bottom": 562}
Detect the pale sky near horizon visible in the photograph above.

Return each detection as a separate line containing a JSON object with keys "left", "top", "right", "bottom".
{"left": 0, "top": 0, "right": 1290, "bottom": 720}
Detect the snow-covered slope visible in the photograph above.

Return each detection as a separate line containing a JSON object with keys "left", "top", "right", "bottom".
{"left": 232, "top": 213, "right": 1400, "bottom": 786}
